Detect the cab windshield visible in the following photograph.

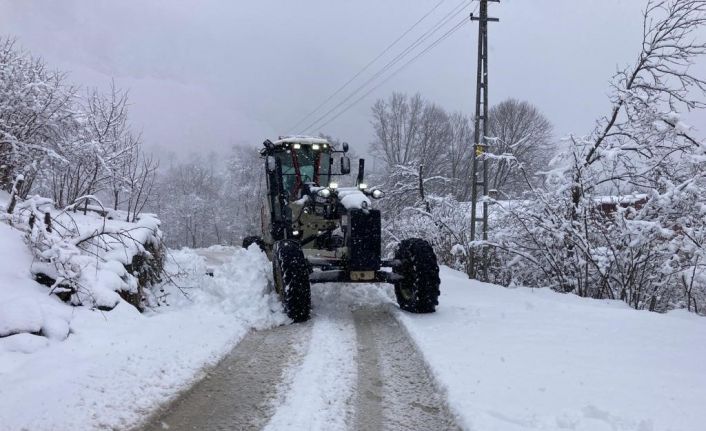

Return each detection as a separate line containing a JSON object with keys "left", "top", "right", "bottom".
{"left": 277, "top": 145, "right": 331, "bottom": 198}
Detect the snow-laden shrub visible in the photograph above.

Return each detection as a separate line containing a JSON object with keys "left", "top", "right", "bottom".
{"left": 383, "top": 194, "right": 471, "bottom": 271}
{"left": 485, "top": 0, "right": 706, "bottom": 314}
{"left": 5, "top": 195, "right": 164, "bottom": 311}
{"left": 485, "top": 0, "right": 706, "bottom": 309}
{"left": 488, "top": 175, "right": 706, "bottom": 314}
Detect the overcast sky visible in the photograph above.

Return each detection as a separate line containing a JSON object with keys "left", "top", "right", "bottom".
{"left": 0, "top": 0, "right": 704, "bottom": 158}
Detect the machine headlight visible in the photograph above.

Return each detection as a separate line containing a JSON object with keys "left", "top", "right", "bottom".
{"left": 329, "top": 182, "right": 339, "bottom": 189}
{"left": 312, "top": 144, "right": 320, "bottom": 150}
{"left": 293, "top": 143, "right": 301, "bottom": 149}
{"left": 317, "top": 188, "right": 331, "bottom": 198}
{"left": 371, "top": 189, "right": 384, "bottom": 199}
{"left": 358, "top": 183, "right": 368, "bottom": 190}
{"left": 292, "top": 230, "right": 300, "bottom": 236}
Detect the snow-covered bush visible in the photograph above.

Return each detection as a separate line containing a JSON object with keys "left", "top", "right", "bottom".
{"left": 483, "top": 0, "right": 706, "bottom": 313}
{"left": 488, "top": 175, "right": 706, "bottom": 313}
{"left": 383, "top": 194, "right": 472, "bottom": 272}
{"left": 4, "top": 194, "right": 164, "bottom": 311}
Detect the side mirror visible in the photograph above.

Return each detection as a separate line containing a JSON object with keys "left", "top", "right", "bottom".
{"left": 340, "top": 156, "right": 351, "bottom": 175}
{"left": 342, "top": 142, "right": 349, "bottom": 153}
{"left": 266, "top": 156, "right": 276, "bottom": 173}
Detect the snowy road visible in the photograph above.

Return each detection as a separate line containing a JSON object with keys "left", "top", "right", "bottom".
{"left": 142, "top": 322, "right": 311, "bottom": 431}
{"left": 352, "top": 308, "right": 459, "bottom": 431}
{"left": 141, "top": 285, "right": 460, "bottom": 431}
{"left": 4, "top": 243, "right": 705, "bottom": 431}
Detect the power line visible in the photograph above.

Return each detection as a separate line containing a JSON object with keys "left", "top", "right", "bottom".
{"left": 300, "top": 1, "right": 476, "bottom": 134}
{"left": 304, "top": 16, "right": 472, "bottom": 134}
{"left": 300, "top": 0, "right": 474, "bottom": 134}
{"left": 308, "top": 19, "right": 470, "bottom": 133}
{"left": 286, "top": 0, "right": 448, "bottom": 133}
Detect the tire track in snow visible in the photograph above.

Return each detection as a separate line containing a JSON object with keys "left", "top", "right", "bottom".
{"left": 140, "top": 322, "right": 311, "bottom": 431}
{"left": 262, "top": 303, "right": 358, "bottom": 431}
{"left": 353, "top": 308, "right": 461, "bottom": 431}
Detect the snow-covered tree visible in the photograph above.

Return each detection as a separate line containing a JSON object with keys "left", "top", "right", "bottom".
{"left": 1, "top": 37, "right": 156, "bottom": 221}
{"left": 370, "top": 93, "right": 450, "bottom": 185}
{"left": 0, "top": 38, "right": 75, "bottom": 197}
{"left": 444, "top": 112, "right": 474, "bottom": 200}
{"left": 486, "top": 98, "right": 554, "bottom": 196}
{"left": 153, "top": 145, "right": 263, "bottom": 248}
{"left": 221, "top": 144, "right": 265, "bottom": 242}
{"left": 487, "top": 0, "right": 706, "bottom": 313}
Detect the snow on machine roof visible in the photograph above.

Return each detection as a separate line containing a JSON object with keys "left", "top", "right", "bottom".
{"left": 272, "top": 136, "right": 330, "bottom": 146}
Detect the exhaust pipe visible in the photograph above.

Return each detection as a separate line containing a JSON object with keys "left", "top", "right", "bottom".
{"left": 357, "top": 159, "right": 365, "bottom": 186}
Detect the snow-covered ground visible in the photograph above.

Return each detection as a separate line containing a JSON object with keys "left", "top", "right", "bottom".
{"left": 0, "top": 239, "right": 286, "bottom": 431}
{"left": 2, "top": 236, "right": 705, "bottom": 431}
{"left": 396, "top": 266, "right": 706, "bottom": 431}
{"left": 0, "top": 222, "right": 73, "bottom": 350}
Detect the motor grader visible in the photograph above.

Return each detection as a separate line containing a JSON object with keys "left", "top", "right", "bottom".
{"left": 243, "top": 136, "right": 440, "bottom": 322}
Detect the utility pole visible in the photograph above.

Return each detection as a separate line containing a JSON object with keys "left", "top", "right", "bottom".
{"left": 469, "top": 0, "right": 498, "bottom": 280}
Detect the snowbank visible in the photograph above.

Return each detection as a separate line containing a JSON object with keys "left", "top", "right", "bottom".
{"left": 0, "top": 222, "right": 73, "bottom": 344}
{"left": 0, "top": 246, "right": 286, "bottom": 431}
{"left": 396, "top": 266, "right": 706, "bottom": 431}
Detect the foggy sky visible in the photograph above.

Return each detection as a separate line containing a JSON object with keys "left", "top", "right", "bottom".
{"left": 0, "top": 0, "right": 704, "bottom": 158}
